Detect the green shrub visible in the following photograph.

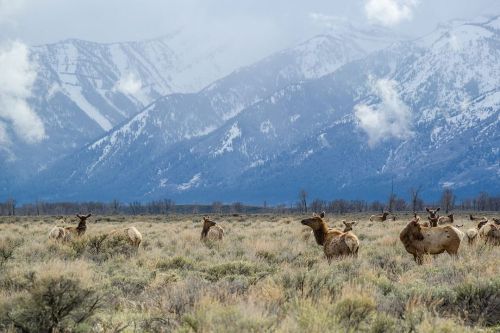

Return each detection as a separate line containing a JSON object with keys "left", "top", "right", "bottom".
{"left": 335, "top": 293, "right": 376, "bottom": 331}
{"left": 0, "top": 276, "right": 101, "bottom": 333}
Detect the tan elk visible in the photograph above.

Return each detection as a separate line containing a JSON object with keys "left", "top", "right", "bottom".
{"left": 201, "top": 216, "right": 224, "bottom": 241}
{"left": 426, "top": 207, "right": 440, "bottom": 227}
{"left": 369, "top": 212, "right": 390, "bottom": 222}
{"left": 400, "top": 217, "right": 461, "bottom": 265}
{"left": 108, "top": 227, "right": 143, "bottom": 249}
{"left": 438, "top": 214, "right": 454, "bottom": 225}
{"left": 469, "top": 214, "right": 487, "bottom": 221}
{"left": 301, "top": 212, "right": 359, "bottom": 263}
{"left": 342, "top": 220, "right": 357, "bottom": 232}
{"left": 49, "top": 213, "right": 91, "bottom": 241}
{"left": 465, "top": 219, "right": 489, "bottom": 244}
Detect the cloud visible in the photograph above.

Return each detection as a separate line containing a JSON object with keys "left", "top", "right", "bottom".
{"left": 354, "top": 78, "right": 413, "bottom": 146}
{"left": 0, "top": 0, "right": 26, "bottom": 25}
{"left": 0, "top": 40, "right": 46, "bottom": 144}
{"left": 0, "top": 120, "right": 9, "bottom": 145}
{"left": 114, "top": 72, "right": 142, "bottom": 95}
{"left": 364, "top": 0, "right": 418, "bottom": 26}
{"left": 308, "top": 12, "right": 350, "bottom": 29}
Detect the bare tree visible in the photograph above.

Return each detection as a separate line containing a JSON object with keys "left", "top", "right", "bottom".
{"left": 231, "top": 202, "right": 244, "bottom": 214}
{"left": 440, "top": 188, "right": 455, "bottom": 213}
{"left": 298, "top": 189, "right": 308, "bottom": 213}
{"left": 212, "top": 201, "right": 223, "bottom": 214}
{"left": 310, "top": 199, "right": 325, "bottom": 213}
{"left": 409, "top": 185, "right": 423, "bottom": 213}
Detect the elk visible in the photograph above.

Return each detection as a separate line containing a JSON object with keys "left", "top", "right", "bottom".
{"left": 49, "top": 213, "right": 91, "bottom": 241}
{"left": 369, "top": 212, "right": 390, "bottom": 222}
{"left": 108, "top": 227, "right": 142, "bottom": 249}
{"left": 399, "top": 217, "right": 461, "bottom": 264}
{"left": 485, "top": 224, "right": 500, "bottom": 245}
{"left": 342, "top": 220, "right": 357, "bottom": 232}
{"left": 465, "top": 219, "right": 489, "bottom": 244}
{"left": 201, "top": 216, "right": 224, "bottom": 241}
{"left": 426, "top": 207, "right": 440, "bottom": 227}
{"left": 438, "top": 214, "right": 454, "bottom": 225}
{"left": 301, "top": 212, "right": 359, "bottom": 263}
{"left": 469, "top": 214, "right": 487, "bottom": 221}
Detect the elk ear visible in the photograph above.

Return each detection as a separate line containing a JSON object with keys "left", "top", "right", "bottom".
{"left": 352, "top": 221, "right": 357, "bottom": 226}
{"left": 76, "top": 214, "right": 81, "bottom": 218}
{"left": 425, "top": 207, "right": 430, "bottom": 213}
{"left": 320, "top": 212, "right": 325, "bottom": 218}
{"left": 436, "top": 207, "right": 440, "bottom": 212}
{"left": 85, "top": 214, "right": 91, "bottom": 218}
{"left": 342, "top": 220, "right": 347, "bottom": 226}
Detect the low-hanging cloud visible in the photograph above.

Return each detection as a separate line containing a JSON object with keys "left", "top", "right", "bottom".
{"left": 354, "top": 78, "right": 413, "bottom": 146}
{"left": 364, "top": 0, "right": 419, "bottom": 26}
{"left": 0, "top": 40, "right": 46, "bottom": 145}
{"left": 114, "top": 72, "right": 142, "bottom": 95}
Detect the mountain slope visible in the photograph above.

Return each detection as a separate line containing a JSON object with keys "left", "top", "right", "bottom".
{"left": 19, "top": 17, "right": 500, "bottom": 202}
{"left": 24, "top": 26, "right": 400, "bottom": 199}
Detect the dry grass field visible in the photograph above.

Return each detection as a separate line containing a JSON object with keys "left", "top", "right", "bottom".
{"left": 0, "top": 213, "right": 498, "bottom": 332}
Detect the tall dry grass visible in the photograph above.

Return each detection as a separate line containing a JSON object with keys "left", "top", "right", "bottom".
{"left": 0, "top": 213, "right": 498, "bottom": 332}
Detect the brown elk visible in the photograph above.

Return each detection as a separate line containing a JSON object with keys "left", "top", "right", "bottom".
{"left": 469, "top": 214, "right": 487, "bottom": 221}
{"left": 201, "top": 216, "right": 224, "bottom": 241}
{"left": 438, "top": 214, "right": 454, "bottom": 225}
{"left": 399, "top": 217, "right": 461, "bottom": 265}
{"left": 108, "top": 226, "right": 142, "bottom": 249}
{"left": 465, "top": 219, "right": 489, "bottom": 244}
{"left": 301, "top": 212, "right": 359, "bottom": 263}
{"left": 342, "top": 220, "right": 357, "bottom": 232}
{"left": 369, "top": 212, "right": 390, "bottom": 222}
{"left": 426, "top": 207, "right": 440, "bottom": 227}
{"left": 49, "top": 213, "right": 91, "bottom": 241}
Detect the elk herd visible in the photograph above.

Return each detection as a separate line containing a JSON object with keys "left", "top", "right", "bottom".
{"left": 47, "top": 209, "right": 498, "bottom": 265}
{"left": 301, "top": 208, "right": 498, "bottom": 265}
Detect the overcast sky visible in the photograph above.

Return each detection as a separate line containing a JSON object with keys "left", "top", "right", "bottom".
{"left": 0, "top": 0, "right": 499, "bottom": 47}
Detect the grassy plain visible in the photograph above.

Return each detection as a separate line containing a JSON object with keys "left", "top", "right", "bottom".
{"left": 0, "top": 213, "right": 498, "bottom": 332}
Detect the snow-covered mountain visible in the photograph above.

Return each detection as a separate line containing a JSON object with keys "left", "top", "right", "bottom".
{"left": 1, "top": 30, "right": 298, "bottom": 186}
{"left": 14, "top": 17, "right": 500, "bottom": 202}
{"left": 18, "top": 25, "right": 399, "bottom": 198}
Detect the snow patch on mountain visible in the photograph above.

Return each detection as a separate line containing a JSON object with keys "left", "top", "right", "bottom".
{"left": 177, "top": 173, "right": 201, "bottom": 191}
{"left": 213, "top": 122, "right": 241, "bottom": 156}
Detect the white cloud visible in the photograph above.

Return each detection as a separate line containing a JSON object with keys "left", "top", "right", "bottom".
{"left": 354, "top": 78, "right": 413, "bottom": 146}
{"left": 114, "top": 72, "right": 142, "bottom": 95}
{"left": 364, "top": 0, "right": 418, "bottom": 26}
{"left": 0, "top": 0, "right": 27, "bottom": 26}
{"left": 0, "top": 40, "right": 46, "bottom": 144}
{"left": 308, "top": 12, "right": 349, "bottom": 29}
{"left": 0, "top": 120, "right": 9, "bottom": 145}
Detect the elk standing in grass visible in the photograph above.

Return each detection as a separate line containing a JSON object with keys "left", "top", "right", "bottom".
{"left": 369, "top": 212, "right": 389, "bottom": 222}
{"left": 49, "top": 214, "right": 91, "bottom": 241}
{"left": 108, "top": 227, "right": 142, "bottom": 249}
{"left": 201, "top": 216, "right": 224, "bottom": 241}
{"left": 465, "top": 219, "right": 489, "bottom": 244}
{"left": 301, "top": 212, "right": 359, "bottom": 263}
{"left": 426, "top": 207, "right": 440, "bottom": 227}
{"left": 342, "top": 220, "right": 357, "bottom": 232}
{"left": 469, "top": 214, "right": 487, "bottom": 222}
{"left": 438, "top": 214, "right": 454, "bottom": 225}
{"left": 400, "top": 217, "right": 462, "bottom": 265}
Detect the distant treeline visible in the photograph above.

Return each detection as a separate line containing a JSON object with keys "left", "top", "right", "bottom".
{"left": 0, "top": 190, "right": 499, "bottom": 216}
